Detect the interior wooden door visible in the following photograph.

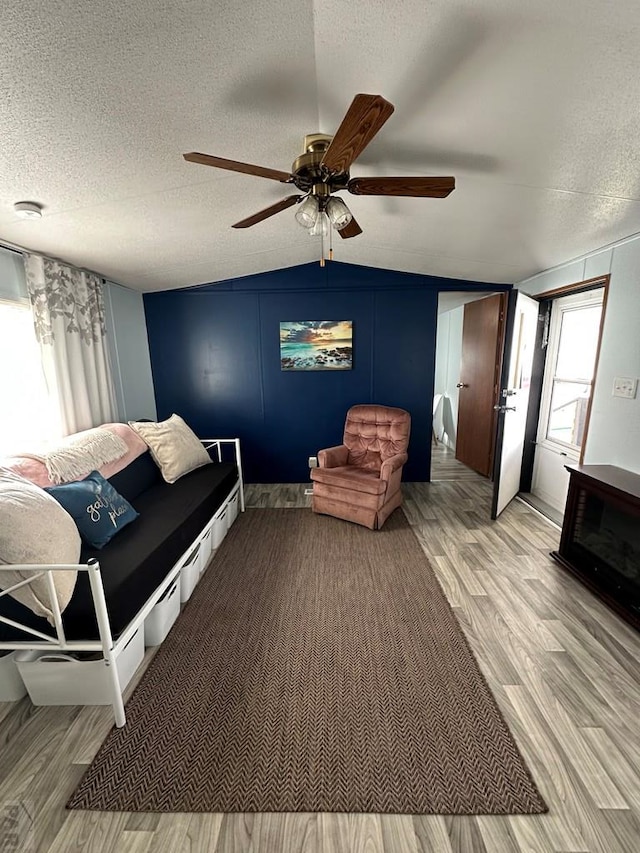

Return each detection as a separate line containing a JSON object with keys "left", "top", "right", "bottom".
{"left": 455, "top": 293, "right": 506, "bottom": 476}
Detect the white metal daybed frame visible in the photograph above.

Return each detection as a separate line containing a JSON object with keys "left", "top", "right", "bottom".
{"left": 0, "top": 438, "right": 244, "bottom": 728}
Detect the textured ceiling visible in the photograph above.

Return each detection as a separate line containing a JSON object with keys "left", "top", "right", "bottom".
{"left": 1, "top": 0, "right": 640, "bottom": 291}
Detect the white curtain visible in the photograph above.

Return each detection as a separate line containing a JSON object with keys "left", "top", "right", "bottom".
{"left": 24, "top": 254, "right": 117, "bottom": 435}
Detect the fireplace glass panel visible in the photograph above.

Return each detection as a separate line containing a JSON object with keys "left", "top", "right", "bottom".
{"left": 569, "top": 488, "right": 640, "bottom": 612}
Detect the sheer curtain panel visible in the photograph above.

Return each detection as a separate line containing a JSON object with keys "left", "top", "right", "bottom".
{"left": 24, "top": 254, "right": 117, "bottom": 435}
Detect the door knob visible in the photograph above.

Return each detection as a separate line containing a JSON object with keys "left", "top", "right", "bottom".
{"left": 493, "top": 404, "right": 516, "bottom": 412}
{"left": 456, "top": 383, "right": 468, "bottom": 388}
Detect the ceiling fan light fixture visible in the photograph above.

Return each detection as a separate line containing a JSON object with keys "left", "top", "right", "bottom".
{"left": 294, "top": 195, "right": 319, "bottom": 229}
{"left": 326, "top": 196, "right": 353, "bottom": 231}
{"left": 309, "top": 211, "right": 329, "bottom": 238}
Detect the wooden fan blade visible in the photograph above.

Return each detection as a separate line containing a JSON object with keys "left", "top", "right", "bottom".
{"left": 338, "top": 216, "right": 363, "bottom": 239}
{"left": 321, "top": 94, "right": 395, "bottom": 176}
{"left": 232, "top": 195, "right": 302, "bottom": 229}
{"left": 348, "top": 176, "right": 455, "bottom": 197}
{"left": 183, "top": 152, "right": 292, "bottom": 183}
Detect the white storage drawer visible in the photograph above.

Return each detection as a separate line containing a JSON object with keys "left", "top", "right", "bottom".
{"left": 199, "top": 525, "right": 212, "bottom": 575}
{"left": 227, "top": 490, "right": 239, "bottom": 528}
{"left": 180, "top": 541, "right": 202, "bottom": 602}
{"left": 14, "top": 628, "right": 144, "bottom": 706}
{"left": 144, "top": 576, "right": 181, "bottom": 646}
{"left": 211, "top": 505, "right": 228, "bottom": 550}
{"left": 0, "top": 651, "right": 28, "bottom": 701}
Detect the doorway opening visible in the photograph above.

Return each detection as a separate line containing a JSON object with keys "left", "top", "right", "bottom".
{"left": 432, "top": 290, "right": 504, "bottom": 482}
{"left": 519, "top": 276, "right": 609, "bottom": 523}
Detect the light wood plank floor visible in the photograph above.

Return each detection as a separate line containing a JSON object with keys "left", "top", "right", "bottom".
{"left": 2, "top": 479, "right": 640, "bottom": 852}
{"left": 430, "top": 442, "right": 488, "bottom": 482}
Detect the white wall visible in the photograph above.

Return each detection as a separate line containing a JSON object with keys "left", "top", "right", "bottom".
{"left": 434, "top": 305, "right": 464, "bottom": 449}
{"left": 103, "top": 281, "right": 157, "bottom": 422}
{"left": 518, "top": 235, "right": 640, "bottom": 475}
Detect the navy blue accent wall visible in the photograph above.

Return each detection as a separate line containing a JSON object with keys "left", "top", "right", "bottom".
{"left": 144, "top": 262, "right": 509, "bottom": 483}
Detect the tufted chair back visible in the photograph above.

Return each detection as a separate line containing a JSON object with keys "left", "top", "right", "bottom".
{"left": 343, "top": 404, "right": 411, "bottom": 471}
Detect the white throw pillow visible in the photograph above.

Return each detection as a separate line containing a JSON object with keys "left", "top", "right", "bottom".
{"left": 0, "top": 468, "right": 80, "bottom": 625}
{"left": 128, "top": 414, "right": 211, "bottom": 484}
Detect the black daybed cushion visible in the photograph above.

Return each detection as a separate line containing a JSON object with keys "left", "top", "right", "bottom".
{"left": 108, "top": 450, "right": 162, "bottom": 502}
{"left": 0, "top": 459, "right": 237, "bottom": 643}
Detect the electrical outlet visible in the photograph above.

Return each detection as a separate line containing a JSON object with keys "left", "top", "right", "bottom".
{"left": 612, "top": 377, "right": 638, "bottom": 399}
{"left": 308, "top": 456, "right": 318, "bottom": 468}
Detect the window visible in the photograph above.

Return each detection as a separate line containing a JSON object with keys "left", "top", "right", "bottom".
{"left": 539, "top": 289, "right": 604, "bottom": 453}
{"left": 0, "top": 300, "right": 61, "bottom": 455}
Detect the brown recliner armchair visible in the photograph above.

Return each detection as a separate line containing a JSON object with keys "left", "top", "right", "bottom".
{"left": 311, "top": 404, "right": 411, "bottom": 530}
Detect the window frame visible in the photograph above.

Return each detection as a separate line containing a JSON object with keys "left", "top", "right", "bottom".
{"left": 536, "top": 287, "right": 605, "bottom": 458}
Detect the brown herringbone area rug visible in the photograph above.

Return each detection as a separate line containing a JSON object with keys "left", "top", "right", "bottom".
{"left": 67, "top": 508, "right": 547, "bottom": 814}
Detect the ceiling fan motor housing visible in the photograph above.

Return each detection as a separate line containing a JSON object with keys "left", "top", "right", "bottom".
{"left": 291, "top": 135, "right": 349, "bottom": 194}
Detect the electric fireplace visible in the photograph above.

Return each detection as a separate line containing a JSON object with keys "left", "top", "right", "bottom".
{"left": 551, "top": 464, "right": 640, "bottom": 630}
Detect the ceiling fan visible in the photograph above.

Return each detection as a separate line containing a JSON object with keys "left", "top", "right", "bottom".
{"left": 183, "top": 93, "right": 455, "bottom": 244}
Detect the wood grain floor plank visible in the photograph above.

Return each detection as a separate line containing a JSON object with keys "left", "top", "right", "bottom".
{"left": 116, "top": 830, "right": 155, "bottom": 853}
{"left": 597, "top": 808, "right": 640, "bottom": 853}
{"left": 444, "top": 816, "right": 488, "bottom": 853}
{"left": 45, "top": 812, "right": 129, "bottom": 853}
{"left": 139, "top": 813, "right": 192, "bottom": 853}
{"left": 449, "top": 595, "right": 524, "bottom": 687}
{"left": 503, "top": 685, "right": 626, "bottom": 853}
{"left": 507, "top": 815, "right": 580, "bottom": 853}
{"left": 379, "top": 815, "right": 418, "bottom": 853}
{"left": 529, "top": 649, "right": 606, "bottom": 729}
{"left": 411, "top": 816, "right": 454, "bottom": 853}
{"left": 544, "top": 620, "right": 640, "bottom": 720}
{"left": 215, "top": 814, "right": 255, "bottom": 853}
{"left": 185, "top": 813, "right": 224, "bottom": 852}
{"left": 29, "top": 762, "right": 86, "bottom": 853}
{"left": 0, "top": 706, "right": 80, "bottom": 801}
{"left": 125, "top": 813, "right": 161, "bottom": 832}
{"left": 317, "top": 813, "right": 351, "bottom": 853}
{"left": 249, "top": 813, "right": 317, "bottom": 853}
{"left": 580, "top": 727, "right": 640, "bottom": 811}
{"left": 442, "top": 547, "right": 488, "bottom": 596}
{"left": 318, "top": 814, "right": 384, "bottom": 853}
{"left": 61, "top": 705, "right": 114, "bottom": 765}
{"left": 524, "top": 690, "right": 629, "bottom": 810}
{"left": 475, "top": 816, "right": 522, "bottom": 853}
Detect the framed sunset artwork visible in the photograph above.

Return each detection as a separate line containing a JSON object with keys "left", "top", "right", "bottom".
{"left": 280, "top": 321, "right": 353, "bottom": 370}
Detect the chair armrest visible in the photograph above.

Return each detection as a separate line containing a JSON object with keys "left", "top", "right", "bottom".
{"left": 380, "top": 453, "right": 408, "bottom": 481}
{"left": 318, "top": 445, "right": 349, "bottom": 468}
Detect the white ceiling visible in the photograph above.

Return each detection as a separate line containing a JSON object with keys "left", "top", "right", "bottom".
{"left": 1, "top": 0, "right": 640, "bottom": 292}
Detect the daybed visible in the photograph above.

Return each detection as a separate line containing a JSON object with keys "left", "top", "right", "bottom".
{"left": 0, "top": 420, "right": 243, "bottom": 727}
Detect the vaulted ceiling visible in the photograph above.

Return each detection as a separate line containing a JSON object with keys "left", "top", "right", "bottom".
{"left": 1, "top": 1, "right": 639, "bottom": 291}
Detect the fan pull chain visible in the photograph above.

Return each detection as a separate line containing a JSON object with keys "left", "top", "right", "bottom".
{"left": 329, "top": 222, "right": 334, "bottom": 261}
{"left": 320, "top": 223, "right": 325, "bottom": 267}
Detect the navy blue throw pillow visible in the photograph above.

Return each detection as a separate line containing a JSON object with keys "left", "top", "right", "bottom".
{"left": 46, "top": 471, "right": 139, "bottom": 549}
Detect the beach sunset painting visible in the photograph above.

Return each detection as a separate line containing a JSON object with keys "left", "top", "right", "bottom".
{"left": 280, "top": 321, "right": 353, "bottom": 370}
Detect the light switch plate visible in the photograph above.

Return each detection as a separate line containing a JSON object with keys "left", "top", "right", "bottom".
{"left": 308, "top": 456, "right": 318, "bottom": 468}
{"left": 612, "top": 377, "right": 637, "bottom": 398}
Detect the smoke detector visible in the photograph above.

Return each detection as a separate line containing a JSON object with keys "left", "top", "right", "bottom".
{"left": 14, "top": 201, "right": 43, "bottom": 219}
